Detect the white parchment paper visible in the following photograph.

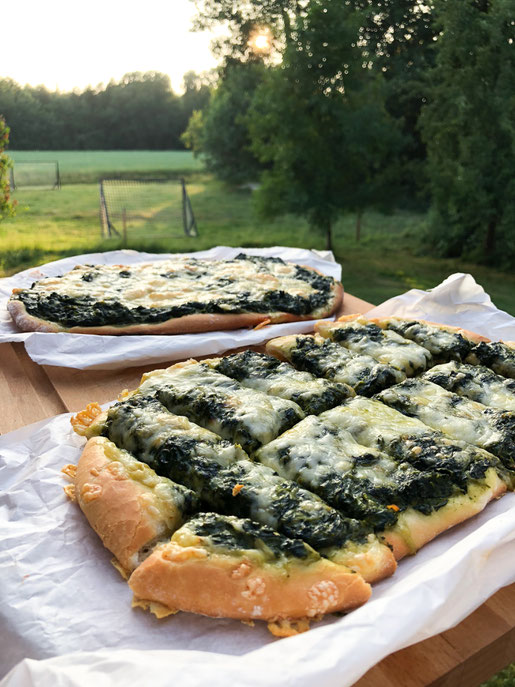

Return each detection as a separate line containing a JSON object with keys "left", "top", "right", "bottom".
{"left": 366, "top": 272, "right": 515, "bottom": 341}
{"left": 0, "top": 247, "right": 340, "bottom": 370}
{"left": 1, "top": 275, "right": 515, "bottom": 687}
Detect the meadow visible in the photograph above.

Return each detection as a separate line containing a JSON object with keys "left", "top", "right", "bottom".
{"left": 2, "top": 151, "right": 515, "bottom": 315}
{"left": 9, "top": 150, "right": 203, "bottom": 184}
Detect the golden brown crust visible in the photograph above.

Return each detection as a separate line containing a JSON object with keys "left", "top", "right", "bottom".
{"left": 73, "top": 436, "right": 182, "bottom": 572}
{"left": 8, "top": 272, "right": 343, "bottom": 336}
{"left": 128, "top": 540, "right": 371, "bottom": 622}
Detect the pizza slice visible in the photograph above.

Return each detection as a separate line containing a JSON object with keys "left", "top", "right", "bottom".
{"left": 65, "top": 435, "right": 199, "bottom": 573}
{"left": 365, "top": 316, "right": 484, "bottom": 363}
{"left": 315, "top": 316, "right": 432, "bottom": 376}
{"left": 128, "top": 512, "right": 372, "bottom": 635}
{"left": 207, "top": 350, "right": 354, "bottom": 415}
{"left": 322, "top": 396, "right": 510, "bottom": 485}
{"left": 317, "top": 400, "right": 509, "bottom": 554}
{"left": 74, "top": 395, "right": 396, "bottom": 583}
{"left": 135, "top": 360, "right": 305, "bottom": 454}
{"left": 266, "top": 334, "right": 404, "bottom": 396}
{"left": 423, "top": 361, "right": 515, "bottom": 411}
{"left": 376, "top": 379, "right": 515, "bottom": 471}
{"left": 8, "top": 254, "right": 343, "bottom": 335}
{"left": 254, "top": 414, "right": 465, "bottom": 559}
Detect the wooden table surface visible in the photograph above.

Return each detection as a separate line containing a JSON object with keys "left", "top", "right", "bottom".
{"left": 1, "top": 291, "right": 514, "bottom": 686}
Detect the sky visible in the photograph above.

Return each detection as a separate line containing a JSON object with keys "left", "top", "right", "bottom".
{"left": 4, "top": 0, "right": 221, "bottom": 93}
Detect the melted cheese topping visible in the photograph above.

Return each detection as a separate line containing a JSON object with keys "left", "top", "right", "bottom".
{"left": 322, "top": 398, "right": 431, "bottom": 448}
{"left": 256, "top": 415, "right": 400, "bottom": 491}
{"left": 15, "top": 256, "right": 336, "bottom": 318}
{"left": 377, "top": 379, "right": 508, "bottom": 450}
{"left": 266, "top": 334, "right": 405, "bottom": 395}
{"left": 317, "top": 321, "right": 431, "bottom": 376}
{"left": 423, "top": 362, "right": 515, "bottom": 411}
{"left": 137, "top": 361, "right": 305, "bottom": 451}
{"left": 377, "top": 318, "right": 472, "bottom": 361}
{"left": 208, "top": 351, "right": 353, "bottom": 414}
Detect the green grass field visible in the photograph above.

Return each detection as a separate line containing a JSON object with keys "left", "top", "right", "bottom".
{"left": 1, "top": 151, "right": 514, "bottom": 315}
{"left": 9, "top": 150, "right": 203, "bottom": 184}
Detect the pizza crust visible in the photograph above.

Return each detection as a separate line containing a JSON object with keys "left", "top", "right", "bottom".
{"left": 72, "top": 436, "right": 186, "bottom": 572}
{"left": 128, "top": 539, "right": 371, "bottom": 623}
{"left": 326, "top": 535, "right": 397, "bottom": 584}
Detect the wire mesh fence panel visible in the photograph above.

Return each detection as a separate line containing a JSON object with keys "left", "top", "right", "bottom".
{"left": 99, "top": 178, "right": 198, "bottom": 240}
{"left": 11, "top": 161, "right": 61, "bottom": 190}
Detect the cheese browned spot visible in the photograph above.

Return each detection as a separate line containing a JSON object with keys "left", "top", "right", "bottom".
{"left": 128, "top": 513, "right": 372, "bottom": 630}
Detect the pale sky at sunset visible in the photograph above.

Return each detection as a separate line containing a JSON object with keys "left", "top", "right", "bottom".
{"left": 4, "top": 0, "right": 221, "bottom": 93}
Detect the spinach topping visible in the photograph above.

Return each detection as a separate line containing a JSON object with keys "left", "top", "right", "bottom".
{"left": 329, "top": 324, "right": 384, "bottom": 344}
{"left": 288, "top": 336, "right": 400, "bottom": 396}
{"left": 385, "top": 434, "right": 495, "bottom": 489}
{"left": 184, "top": 513, "right": 314, "bottom": 561}
{"left": 470, "top": 342, "right": 515, "bottom": 379}
{"left": 213, "top": 350, "right": 352, "bottom": 414}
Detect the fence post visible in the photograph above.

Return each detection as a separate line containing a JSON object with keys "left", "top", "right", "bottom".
{"left": 122, "top": 208, "right": 128, "bottom": 247}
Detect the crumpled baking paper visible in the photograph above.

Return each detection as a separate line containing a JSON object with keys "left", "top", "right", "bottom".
{"left": 0, "top": 246, "right": 340, "bottom": 370}
{"left": 1, "top": 274, "right": 515, "bottom": 687}
{"left": 0, "top": 412, "right": 514, "bottom": 687}
{"left": 366, "top": 272, "right": 515, "bottom": 341}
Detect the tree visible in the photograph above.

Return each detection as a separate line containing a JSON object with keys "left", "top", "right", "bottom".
{"left": 0, "top": 72, "right": 205, "bottom": 151}
{"left": 354, "top": 0, "right": 438, "bottom": 199}
{"left": 247, "top": 0, "right": 402, "bottom": 250}
{"left": 0, "top": 116, "right": 16, "bottom": 220}
{"left": 193, "top": 62, "right": 268, "bottom": 185}
{"left": 192, "top": 0, "right": 436, "bottom": 200}
{"left": 419, "top": 0, "right": 515, "bottom": 267}
{"left": 192, "top": 0, "right": 309, "bottom": 63}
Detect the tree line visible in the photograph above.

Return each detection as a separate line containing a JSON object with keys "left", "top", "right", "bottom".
{"left": 0, "top": 71, "right": 211, "bottom": 150}
{"left": 186, "top": 0, "right": 514, "bottom": 268}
